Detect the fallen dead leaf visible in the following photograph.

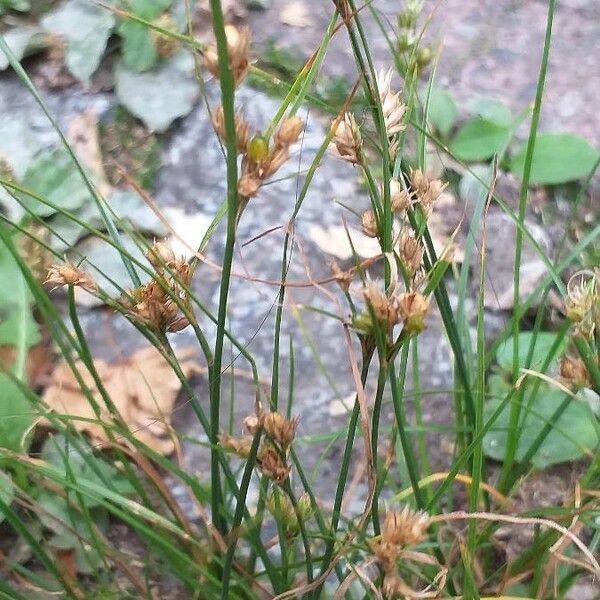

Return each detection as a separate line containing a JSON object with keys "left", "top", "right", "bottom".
{"left": 0, "top": 343, "right": 54, "bottom": 390}
{"left": 41, "top": 346, "right": 201, "bottom": 455}
{"left": 67, "top": 110, "right": 111, "bottom": 197}
{"left": 279, "top": 1, "right": 313, "bottom": 27}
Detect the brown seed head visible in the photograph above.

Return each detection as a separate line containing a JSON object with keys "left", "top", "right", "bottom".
{"left": 219, "top": 433, "right": 253, "bottom": 458}
{"left": 330, "top": 112, "right": 362, "bottom": 164}
{"left": 263, "top": 412, "right": 298, "bottom": 448}
{"left": 212, "top": 106, "right": 251, "bottom": 153}
{"left": 238, "top": 174, "right": 262, "bottom": 198}
{"left": 203, "top": 25, "right": 251, "bottom": 87}
{"left": 274, "top": 116, "right": 304, "bottom": 149}
{"left": 45, "top": 263, "right": 96, "bottom": 293}
{"left": 243, "top": 413, "right": 262, "bottom": 435}
{"left": 363, "top": 282, "right": 399, "bottom": 328}
{"left": 395, "top": 291, "right": 430, "bottom": 335}
{"left": 410, "top": 168, "right": 447, "bottom": 210}
{"left": 146, "top": 241, "right": 176, "bottom": 270}
{"left": 361, "top": 209, "right": 379, "bottom": 238}
{"left": 262, "top": 146, "right": 290, "bottom": 178}
{"left": 329, "top": 260, "right": 353, "bottom": 293}
{"left": 390, "top": 178, "right": 411, "bottom": 213}
{"left": 258, "top": 445, "right": 291, "bottom": 483}
{"left": 559, "top": 356, "right": 591, "bottom": 389}
{"left": 398, "top": 231, "right": 424, "bottom": 276}
{"left": 376, "top": 68, "right": 407, "bottom": 137}
{"left": 382, "top": 506, "right": 431, "bottom": 547}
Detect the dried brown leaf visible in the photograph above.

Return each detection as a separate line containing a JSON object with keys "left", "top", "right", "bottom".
{"left": 41, "top": 345, "right": 200, "bottom": 455}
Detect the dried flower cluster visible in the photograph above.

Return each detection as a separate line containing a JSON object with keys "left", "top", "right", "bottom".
{"left": 203, "top": 25, "right": 251, "bottom": 87}
{"left": 237, "top": 116, "right": 304, "bottom": 198}
{"left": 565, "top": 270, "right": 599, "bottom": 338}
{"left": 212, "top": 105, "right": 251, "bottom": 153}
{"left": 409, "top": 168, "right": 447, "bottom": 215}
{"left": 398, "top": 229, "right": 424, "bottom": 278}
{"left": 370, "top": 507, "right": 433, "bottom": 598}
{"left": 376, "top": 68, "right": 406, "bottom": 158}
{"left": 329, "top": 260, "right": 353, "bottom": 293}
{"left": 559, "top": 356, "right": 591, "bottom": 390}
{"left": 45, "top": 261, "right": 96, "bottom": 293}
{"left": 220, "top": 410, "right": 299, "bottom": 484}
{"left": 361, "top": 209, "right": 379, "bottom": 238}
{"left": 119, "top": 242, "right": 194, "bottom": 333}
{"left": 362, "top": 283, "right": 430, "bottom": 335}
{"left": 330, "top": 112, "right": 362, "bottom": 164}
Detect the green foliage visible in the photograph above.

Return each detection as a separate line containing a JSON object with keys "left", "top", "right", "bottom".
{"left": 115, "top": 51, "right": 199, "bottom": 132}
{"left": 509, "top": 133, "right": 600, "bottom": 185}
{"left": 0, "top": 469, "right": 15, "bottom": 523}
{"left": 450, "top": 116, "right": 511, "bottom": 161}
{"left": 16, "top": 148, "right": 92, "bottom": 217}
{"left": 0, "top": 374, "right": 35, "bottom": 452}
{"left": 483, "top": 332, "right": 599, "bottom": 467}
{"left": 424, "top": 87, "right": 458, "bottom": 138}
{"left": 495, "top": 331, "right": 566, "bottom": 372}
{"left": 483, "top": 384, "right": 599, "bottom": 468}
{"left": 41, "top": 0, "right": 115, "bottom": 84}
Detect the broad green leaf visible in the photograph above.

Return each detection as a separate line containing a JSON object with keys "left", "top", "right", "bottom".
{"left": 0, "top": 25, "right": 47, "bottom": 71}
{"left": 131, "top": 0, "right": 172, "bottom": 19}
{"left": 509, "top": 133, "right": 600, "bottom": 185}
{"left": 42, "top": 435, "right": 134, "bottom": 507}
{"left": 425, "top": 87, "right": 457, "bottom": 138}
{"left": 41, "top": 0, "right": 115, "bottom": 83}
{"left": 0, "top": 242, "right": 40, "bottom": 350}
{"left": 0, "top": 0, "right": 30, "bottom": 12}
{"left": 471, "top": 97, "right": 512, "bottom": 127}
{"left": 495, "top": 331, "right": 566, "bottom": 373}
{"left": 0, "top": 470, "right": 15, "bottom": 523}
{"left": 450, "top": 117, "right": 511, "bottom": 162}
{"left": 37, "top": 492, "right": 88, "bottom": 540}
{"left": 483, "top": 387, "right": 599, "bottom": 468}
{"left": 16, "top": 148, "right": 92, "bottom": 217}
{"left": 0, "top": 374, "right": 35, "bottom": 452}
{"left": 118, "top": 20, "right": 159, "bottom": 73}
{"left": 115, "top": 51, "right": 198, "bottom": 132}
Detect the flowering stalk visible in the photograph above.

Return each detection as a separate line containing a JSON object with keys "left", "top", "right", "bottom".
{"left": 207, "top": 0, "right": 239, "bottom": 538}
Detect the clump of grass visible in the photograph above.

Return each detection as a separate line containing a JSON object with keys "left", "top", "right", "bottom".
{"left": 0, "top": 0, "right": 599, "bottom": 598}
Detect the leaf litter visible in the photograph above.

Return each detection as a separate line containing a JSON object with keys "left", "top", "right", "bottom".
{"left": 41, "top": 345, "right": 202, "bottom": 455}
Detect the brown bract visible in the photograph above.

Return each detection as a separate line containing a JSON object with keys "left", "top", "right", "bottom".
{"left": 40, "top": 346, "right": 201, "bottom": 455}
{"left": 45, "top": 263, "right": 96, "bottom": 293}
{"left": 203, "top": 25, "right": 251, "bottom": 87}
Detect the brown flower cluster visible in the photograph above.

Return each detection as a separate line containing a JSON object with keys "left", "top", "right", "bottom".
{"left": 565, "top": 270, "right": 599, "bottom": 339}
{"left": 362, "top": 283, "right": 430, "bottom": 335}
{"left": 237, "top": 116, "right": 304, "bottom": 198}
{"left": 212, "top": 105, "right": 251, "bottom": 153}
{"left": 370, "top": 507, "right": 432, "bottom": 598}
{"left": 330, "top": 112, "right": 362, "bottom": 164}
{"left": 409, "top": 168, "right": 447, "bottom": 215}
{"left": 119, "top": 242, "right": 194, "bottom": 333}
{"left": 220, "top": 410, "right": 299, "bottom": 484}
{"left": 559, "top": 356, "right": 592, "bottom": 390}
{"left": 45, "top": 261, "right": 96, "bottom": 293}
{"left": 329, "top": 260, "right": 353, "bottom": 293}
{"left": 398, "top": 229, "right": 424, "bottom": 278}
{"left": 203, "top": 25, "right": 251, "bottom": 87}
{"left": 376, "top": 68, "right": 407, "bottom": 159}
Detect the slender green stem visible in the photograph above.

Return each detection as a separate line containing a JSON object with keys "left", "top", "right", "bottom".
{"left": 207, "top": 0, "right": 239, "bottom": 536}
{"left": 501, "top": 0, "right": 556, "bottom": 488}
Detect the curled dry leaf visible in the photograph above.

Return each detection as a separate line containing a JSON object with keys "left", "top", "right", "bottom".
{"left": 41, "top": 346, "right": 201, "bottom": 455}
